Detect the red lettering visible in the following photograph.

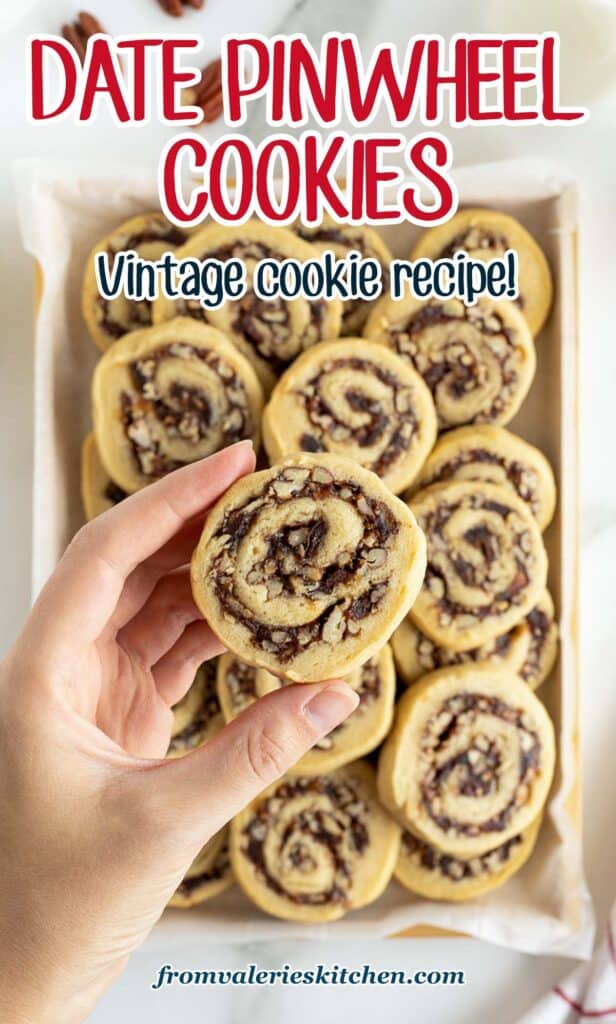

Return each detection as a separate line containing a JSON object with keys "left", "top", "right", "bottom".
{"left": 225, "top": 38, "right": 271, "bottom": 123}
{"left": 541, "top": 35, "right": 585, "bottom": 121}
{"left": 162, "top": 136, "right": 208, "bottom": 223}
{"left": 364, "top": 139, "right": 402, "bottom": 221}
{"left": 288, "top": 36, "right": 339, "bottom": 123}
{"left": 303, "top": 134, "right": 347, "bottom": 222}
{"left": 30, "top": 39, "right": 78, "bottom": 120}
{"left": 255, "top": 140, "right": 300, "bottom": 221}
{"left": 161, "top": 39, "right": 201, "bottom": 121}
{"left": 403, "top": 136, "right": 455, "bottom": 223}
{"left": 467, "top": 40, "right": 502, "bottom": 121}
{"left": 341, "top": 37, "right": 425, "bottom": 123}
{"left": 209, "top": 140, "right": 253, "bottom": 221}
{"left": 117, "top": 39, "right": 162, "bottom": 122}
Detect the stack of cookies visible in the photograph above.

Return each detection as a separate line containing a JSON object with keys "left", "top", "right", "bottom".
{"left": 80, "top": 207, "right": 559, "bottom": 920}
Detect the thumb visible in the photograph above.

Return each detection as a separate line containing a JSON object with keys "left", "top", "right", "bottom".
{"left": 152, "top": 681, "right": 359, "bottom": 837}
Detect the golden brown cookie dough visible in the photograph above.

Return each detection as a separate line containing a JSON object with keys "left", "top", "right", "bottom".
{"left": 153, "top": 220, "right": 343, "bottom": 392}
{"left": 408, "top": 480, "right": 548, "bottom": 652}
{"left": 392, "top": 590, "right": 558, "bottom": 691}
{"left": 80, "top": 433, "right": 128, "bottom": 521}
{"left": 411, "top": 425, "right": 556, "bottom": 532}
{"left": 262, "top": 340, "right": 437, "bottom": 495}
{"left": 231, "top": 760, "right": 400, "bottom": 922}
{"left": 364, "top": 296, "right": 536, "bottom": 430}
{"left": 191, "top": 453, "right": 427, "bottom": 682}
{"left": 169, "top": 830, "right": 234, "bottom": 908}
{"left": 216, "top": 654, "right": 267, "bottom": 722}
{"left": 378, "top": 664, "right": 555, "bottom": 857}
{"left": 92, "top": 317, "right": 264, "bottom": 494}
{"left": 166, "top": 661, "right": 224, "bottom": 758}
{"left": 82, "top": 212, "right": 194, "bottom": 352}
{"left": 294, "top": 216, "right": 392, "bottom": 334}
{"left": 410, "top": 208, "right": 553, "bottom": 337}
{"left": 395, "top": 817, "right": 542, "bottom": 902}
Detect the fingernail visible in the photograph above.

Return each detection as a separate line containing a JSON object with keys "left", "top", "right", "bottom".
{"left": 303, "top": 683, "right": 360, "bottom": 734}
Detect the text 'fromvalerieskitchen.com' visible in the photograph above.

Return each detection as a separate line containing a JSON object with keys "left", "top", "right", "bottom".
{"left": 151, "top": 962, "right": 467, "bottom": 989}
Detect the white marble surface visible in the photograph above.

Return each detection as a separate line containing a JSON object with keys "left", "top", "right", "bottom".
{"left": 1, "top": 1, "right": 616, "bottom": 1021}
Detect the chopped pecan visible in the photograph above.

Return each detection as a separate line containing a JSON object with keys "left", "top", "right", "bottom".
{"left": 158, "top": 0, "right": 204, "bottom": 15}
{"left": 191, "top": 58, "right": 224, "bottom": 123}
{"left": 61, "top": 12, "right": 104, "bottom": 65}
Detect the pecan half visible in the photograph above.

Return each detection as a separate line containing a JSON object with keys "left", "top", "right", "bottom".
{"left": 158, "top": 0, "right": 204, "bottom": 15}
{"left": 192, "top": 58, "right": 224, "bottom": 124}
{"left": 61, "top": 12, "right": 105, "bottom": 65}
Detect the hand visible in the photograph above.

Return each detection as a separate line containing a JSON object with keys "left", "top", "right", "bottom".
{"left": 0, "top": 442, "right": 358, "bottom": 1024}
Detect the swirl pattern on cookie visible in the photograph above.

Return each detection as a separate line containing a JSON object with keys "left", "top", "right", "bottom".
{"left": 166, "top": 661, "right": 223, "bottom": 758}
{"left": 395, "top": 818, "right": 541, "bottom": 901}
{"left": 408, "top": 480, "right": 547, "bottom": 652}
{"left": 169, "top": 830, "right": 234, "bottom": 908}
{"left": 262, "top": 340, "right": 437, "bottom": 494}
{"left": 191, "top": 454, "right": 427, "bottom": 681}
{"left": 83, "top": 212, "right": 193, "bottom": 351}
{"left": 378, "top": 664, "right": 555, "bottom": 856}
{"left": 410, "top": 208, "right": 553, "bottom": 336}
{"left": 294, "top": 217, "right": 392, "bottom": 334}
{"left": 153, "top": 221, "right": 343, "bottom": 391}
{"left": 216, "top": 654, "right": 265, "bottom": 722}
{"left": 92, "top": 317, "right": 264, "bottom": 493}
{"left": 231, "top": 761, "right": 400, "bottom": 922}
{"left": 364, "top": 296, "right": 536, "bottom": 429}
{"left": 392, "top": 590, "right": 558, "bottom": 690}
{"left": 411, "top": 425, "right": 556, "bottom": 532}
{"left": 81, "top": 433, "right": 127, "bottom": 521}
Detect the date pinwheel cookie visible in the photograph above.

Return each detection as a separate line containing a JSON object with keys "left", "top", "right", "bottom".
{"left": 80, "top": 433, "right": 127, "bottom": 521}
{"left": 169, "top": 829, "right": 233, "bottom": 909}
{"left": 191, "top": 454, "right": 427, "bottom": 682}
{"left": 92, "top": 317, "right": 264, "bottom": 493}
{"left": 166, "top": 661, "right": 224, "bottom": 758}
{"left": 262, "top": 340, "right": 437, "bottom": 494}
{"left": 411, "top": 425, "right": 556, "bottom": 532}
{"left": 395, "top": 818, "right": 542, "bottom": 902}
{"left": 378, "top": 664, "right": 555, "bottom": 857}
{"left": 294, "top": 216, "right": 392, "bottom": 334}
{"left": 153, "top": 221, "right": 343, "bottom": 392}
{"left": 231, "top": 761, "right": 400, "bottom": 922}
{"left": 82, "top": 212, "right": 193, "bottom": 351}
{"left": 410, "top": 208, "right": 553, "bottom": 336}
{"left": 392, "top": 591, "right": 558, "bottom": 690}
{"left": 216, "top": 654, "right": 274, "bottom": 722}
{"left": 364, "top": 296, "right": 536, "bottom": 430}
{"left": 408, "top": 480, "right": 548, "bottom": 652}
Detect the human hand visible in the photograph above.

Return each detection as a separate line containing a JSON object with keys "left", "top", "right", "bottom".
{"left": 0, "top": 441, "right": 359, "bottom": 1024}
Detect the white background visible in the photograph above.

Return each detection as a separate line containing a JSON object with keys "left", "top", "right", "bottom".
{"left": 1, "top": 1, "right": 616, "bottom": 1022}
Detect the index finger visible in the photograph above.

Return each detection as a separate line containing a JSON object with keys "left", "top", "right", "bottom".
{"left": 30, "top": 441, "right": 255, "bottom": 646}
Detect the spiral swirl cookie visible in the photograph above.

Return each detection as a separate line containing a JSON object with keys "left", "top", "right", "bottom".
{"left": 83, "top": 212, "right": 193, "bottom": 352}
{"left": 169, "top": 829, "right": 233, "bottom": 908}
{"left": 410, "top": 208, "right": 553, "bottom": 336}
{"left": 191, "top": 454, "right": 427, "bottom": 681}
{"left": 408, "top": 480, "right": 547, "bottom": 652}
{"left": 92, "top": 317, "right": 263, "bottom": 494}
{"left": 364, "top": 296, "right": 536, "bottom": 430}
{"left": 231, "top": 761, "right": 400, "bottom": 922}
{"left": 216, "top": 653, "right": 271, "bottom": 722}
{"left": 395, "top": 818, "right": 541, "bottom": 902}
{"left": 166, "top": 661, "right": 224, "bottom": 758}
{"left": 411, "top": 425, "right": 556, "bottom": 532}
{"left": 392, "top": 590, "right": 558, "bottom": 691}
{"left": 81, "top": 433, "right": 127, "bottom": 521}
{"left": 378, "top": 664, "right": 555, "bottom": 857}
{"left": 153, "top": 221, "right": 343, "bottom": 392}
{"left": 262, "top": 340, "right": 437, "bottom": 494}
{"left": 294, "top": 217, "right": 392, "bottom": 334}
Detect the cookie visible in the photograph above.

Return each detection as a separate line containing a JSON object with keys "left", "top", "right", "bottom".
{"left": 191, "top": 453, "right": 427, "bottom": 681}
{"left": 92, "top": 317, "right": 264, "bottom": 493}
{"left": 395, "top": 818, "right": 541, "bottom": 902}
{"left": 153, "top": 220, "right": 343, "bottom": 392}
{"left": 216, "top": 653, "right": 270, "bottom": 722}
{"left": 294, "top": 216, "right": 392, "bottom": 334}
{"left": 364, "top": 296, "right": 536, "bottom": 430}
{"left": 262, "top": 340, "right": 437, "bottom": 495}
{"left": 231, "top": 761, "right": 400, "bottom": 922}
{"left": 169, "top": 829, "right": 234, "bottom": 908}
{"left": 80, "top": 433, "right": 127, "bottom": 521}
{"left": 166, "top": 661, "right": 224, "bottom": 758}
{"left": 378, "top": 664, "right": 555, "bottom": 857}
{"left": 82, "top": 212, "right": 194, "bottom": 352}
{"left": 408, "top": 480, "right": 548, "bottom": 652}
{"left": 392, "top": 590, "right": 558, "bottom": 691}
{"left": 411, "top": 425, "right": 556, "bottom": 532}
{"left": 410, "top": 208, "right": 553, "bottom": 336}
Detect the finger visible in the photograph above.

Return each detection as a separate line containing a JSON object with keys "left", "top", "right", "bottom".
{"left": 29, "top": 442, "right": 255, "bottom": 648}
{"left": 152, "top": 623, "right": 225, "bottom": 706}
{"left": 150, "top": 682, "right": 360, "bottom": 835}
{"left": 117, "top": 570, "right": 202, "bottom": 667}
